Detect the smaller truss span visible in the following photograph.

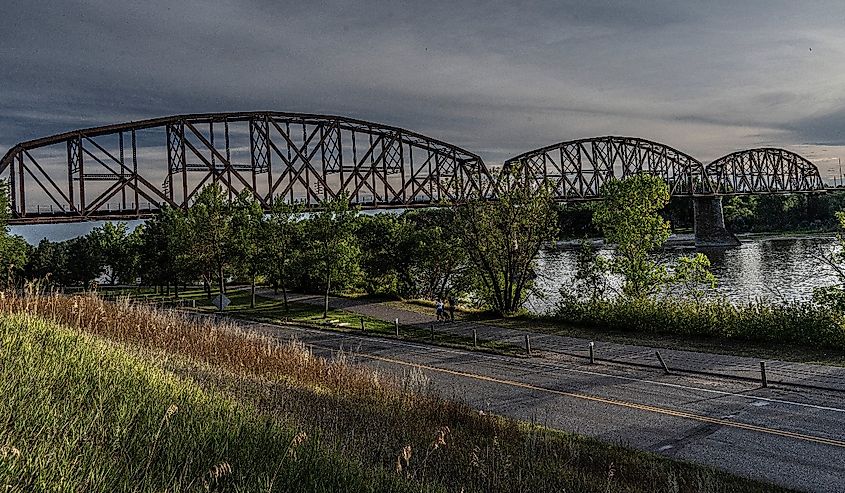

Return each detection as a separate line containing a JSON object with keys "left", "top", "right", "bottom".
{"left": 706, "top": 148, "right": 825, "bottom": 194}
{"left": 502, "top": 136, "right": 711, "bottom": 200}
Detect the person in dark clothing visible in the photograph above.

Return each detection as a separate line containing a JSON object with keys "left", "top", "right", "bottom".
{"left": 447, "top": 296, "right": 456, "bottom": 321}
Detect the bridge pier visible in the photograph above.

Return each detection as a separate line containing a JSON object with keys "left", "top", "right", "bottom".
{"left": 693, "top": 196, "right": 740, "bottom": 248}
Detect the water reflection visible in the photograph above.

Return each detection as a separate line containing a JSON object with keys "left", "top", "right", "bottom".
{"left": 527, "top": 235, "right": 841, "bottom": 314}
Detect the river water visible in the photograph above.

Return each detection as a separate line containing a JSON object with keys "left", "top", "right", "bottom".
{"left": 526, "top": 234, "right": 843, "bottom": 315}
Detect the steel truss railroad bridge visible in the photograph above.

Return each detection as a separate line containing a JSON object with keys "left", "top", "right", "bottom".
{"left": 0, "top": 112, "right": 829, "bottom": 245}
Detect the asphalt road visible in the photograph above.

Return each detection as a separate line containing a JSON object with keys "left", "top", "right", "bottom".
{"left": 241, "top": 318, "right": 845, "bottom": 492}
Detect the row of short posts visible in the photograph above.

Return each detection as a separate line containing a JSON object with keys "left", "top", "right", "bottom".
{"left": 360, "top": 318, "right": 438, "bottom": 342}
{"left": 590, "top": 343, "right": 771, "bottom": 388}
{"left": 358, "top": 317, "right": 441, "bottom": 343}
{"left": 361, "top": 317, "right": 405, "bottom": 338}
{"left": 360, "top": 320, "right": 771, "bottom": 387}
{"left": 360, "top": 317, "right": 488, "bottom": 353}
{"left": 654, "top": 351, "right": 769, "bottom": 387}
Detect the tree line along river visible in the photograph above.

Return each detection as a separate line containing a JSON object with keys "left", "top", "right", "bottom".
{"left": 10, "top": 223, "right": 842, "bottom": 315}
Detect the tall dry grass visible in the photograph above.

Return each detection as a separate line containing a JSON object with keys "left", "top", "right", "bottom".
{"left": 0, "top": 289, "right": 390, "bottom": 398}
{"left": 0, "top": 312, "right": 423, "bottom": 492}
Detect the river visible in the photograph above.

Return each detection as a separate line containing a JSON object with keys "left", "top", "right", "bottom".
{"left": 526, "top": 234, "right": 843, "bottom": 315}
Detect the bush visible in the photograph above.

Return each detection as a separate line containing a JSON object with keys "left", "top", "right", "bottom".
{"left": 557, "top": 296, "right": 845, "bottom": 349}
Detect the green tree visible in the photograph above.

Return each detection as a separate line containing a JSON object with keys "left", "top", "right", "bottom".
{"left": 89, "top": 222, "right": 140, "bottom": 285}
{"left": 306, "top": 193, "right": 360, "bottom": 318}
{"left": 0, "top": 180, "right": 8, "bottom": 228}
{"left": 355, "top": 213, "right": 416, "bottom": 296}
{"left": 0, "top": 234, "right": 29, "bottom": 289}
{"left": 265, "top": 200, "right": 303, "bottom": 312}
{"left": 188, "top": 184, "right": 232, "bottom": 298}
{"left": 755, "top": 195, "right": 790, "bottom": 231}
{"left": 571, "top": 241, "right": 607, "bottom": 301}
{"left": 25, "top": 235, "right": 105, "bottom": 289}
{"left": 813, "top": 211, "right": 845, "bottom": 312}
{"left": 138, "top": 207, "right": 191, "bottom": 294}
{"left": 26, "top": 239, "right": 69, "bottom": 286}
{"left": 591, "top": 175, "right": 717, "bottom": 300}
{"left": 231, "top": 191, "right": 266, "bottom": 308}
{"left": 593, "top": 175, "right": 672, "bottom": 299}
{"left": 456, "top": 179, "right": 558, "bottom": 315}
{"left": 0, "top": 180, "right": 29, "bottom": 289}
{"left": 65, "top": 236, "right": 104, "bottom": 287}
{"left": 403, "top": 208, "right": 466, "bottom": 299}
{"left": 723, "top": 195, "right": 758, "bottom": 232}
{"left": 556, "top": 202, "right": 600, "bottom": 239}
{"left": 671, "top": 253, "right": 716, "bottom": 301}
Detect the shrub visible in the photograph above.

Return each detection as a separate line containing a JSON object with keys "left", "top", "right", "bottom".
{"left": 557, "top": 296, "right": 845, "bottom": 349}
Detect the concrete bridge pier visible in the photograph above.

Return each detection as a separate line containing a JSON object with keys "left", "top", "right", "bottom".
{"left": 693, "top": 196, "right": 740, "bottom": 248}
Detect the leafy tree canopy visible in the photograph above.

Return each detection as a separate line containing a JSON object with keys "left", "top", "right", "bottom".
{"left": 456, "top": 178, "right": 558, "bottom": 316}
{"left": 187, "top": 184, "right": 233, "bottom": 295}
{"left": 589, "top": 174, "right": 716, "bottom": 300}
{"left": 592, "top": 174, "right": 672, "bottom": 299}
{"left": 304, "top": 193, "right": 361, "bottom": 317}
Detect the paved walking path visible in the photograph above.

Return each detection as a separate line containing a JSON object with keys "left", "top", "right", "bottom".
{"left": 258, "top": 289, "right": 845, "bottom": 392}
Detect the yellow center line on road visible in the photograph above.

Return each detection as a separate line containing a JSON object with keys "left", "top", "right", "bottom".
{"left": 324, "top": 346, "right": 845, "bottom": 449}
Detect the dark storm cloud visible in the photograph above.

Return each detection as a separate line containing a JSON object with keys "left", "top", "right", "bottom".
{"left": 781, "top": 106, "right": 845, "bottom": 146}
{"left": 2, "top": 0, "right": 845, "bottom": 163}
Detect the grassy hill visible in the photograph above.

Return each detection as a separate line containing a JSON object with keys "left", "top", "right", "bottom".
{"left": 0, "top": 293, "right": 792, "bottom": 492}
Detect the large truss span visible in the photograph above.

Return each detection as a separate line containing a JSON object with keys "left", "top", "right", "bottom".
{"left": 0, "top": 112, "right": 493, "bottom": 224}
{"left": 2, "top": 120, "right": 834, "bottom": 226}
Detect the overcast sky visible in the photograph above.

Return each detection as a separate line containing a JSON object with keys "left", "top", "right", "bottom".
{"left": 2, "top": 0, "right": 845, "bottom": 172}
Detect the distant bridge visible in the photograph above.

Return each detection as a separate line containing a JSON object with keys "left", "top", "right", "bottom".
{"left": 502, "top": 136, "right": 826, "bottom": 198}
{"left": 0, "top": 113, "right": 831, "bottom": 244}
{"left": 502, "top": 137, "right": 827, "bottom": 246}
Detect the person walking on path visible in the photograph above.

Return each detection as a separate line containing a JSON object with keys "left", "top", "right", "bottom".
{"left": 447, "top": 296, "right": 456, "bottom": 321}
{"left": 435, "top": 299, "right": 444, "bottom": 321}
